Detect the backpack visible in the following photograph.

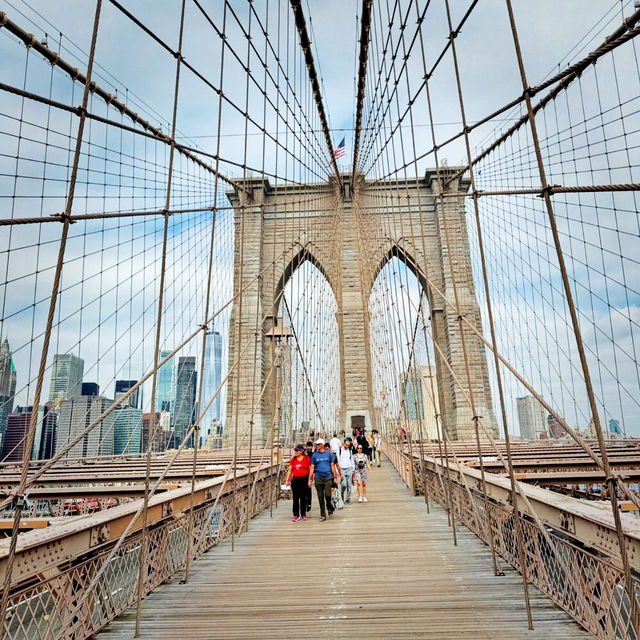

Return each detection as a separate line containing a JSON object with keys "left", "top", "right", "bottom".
{"left": 356, "top": 457, "right": 366, "bottom": 470}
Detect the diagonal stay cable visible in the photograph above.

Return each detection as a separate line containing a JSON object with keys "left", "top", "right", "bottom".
{"left": 289, "top": 0, "right": 342, "bottom": 191}
{"left": 352, "top": 0, "right": 373, "bottom": 183}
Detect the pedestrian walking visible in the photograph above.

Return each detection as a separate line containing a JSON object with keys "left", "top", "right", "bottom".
{"left": 304, "top": 440, "right": 314, "bottom": 512}
{"left": 371, "top": 429, "right": 381, "bottom": 467}
{"left": 329, "top": 433, "right": 341, "bottom": 457}
{"left": 284, "top": 444, "right": 311, "bottom": 521}
{"left": 337, "top": 436, "right": 355, "bottom": 503}
{"left": 357, "top": 429, "right": 372, "bottom": 461}
{"left": 353, "top": 444, "right": 372, "bottom": 502}
{"left": 309, "top": 438, "right": 341, "bottom": 521}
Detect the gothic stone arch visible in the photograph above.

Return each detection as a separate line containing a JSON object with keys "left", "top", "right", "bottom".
{"left": 224, "top": 171, "right": 497, "bottom": 446}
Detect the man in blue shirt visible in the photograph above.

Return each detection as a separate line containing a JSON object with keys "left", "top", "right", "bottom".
{"left": 309, "top": 438, "right": 341, "bottom": 521}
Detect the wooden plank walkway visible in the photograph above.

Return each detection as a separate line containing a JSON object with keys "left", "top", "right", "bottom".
{"left": 98, "top": 461, "right": 592, "bottom": 639}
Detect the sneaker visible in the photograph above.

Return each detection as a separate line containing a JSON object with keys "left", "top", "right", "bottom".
{"left": 345, "top": 499, "right": 350, "bottom": 504}
{"left": 292, "top": 516, "right": 299, "bottom": 522}
{"left": 358, "top": 497, "right": 363, "bottom": 503}
{"left": 301, "top": 516, "right": 307, "bottom": 520}
{"left": 363, "top": 497, "right": 368, "bottom": 502}
{"left": 320, "top": 516, "right": 326, "bottom": 521}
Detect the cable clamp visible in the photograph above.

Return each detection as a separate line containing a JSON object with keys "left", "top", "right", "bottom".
{"left": 539, "top": 184, "right": 558, "bottom": 198}
{"left": 456, "top": 314, "right": 465, "bottom": 321}
{"left": 58, "top": 211, "right": 75, "bottom": 224}
{"left": 200, "top": 324, "right": 208, "bottom": 331}
{"left": 13, "top": 494, "right": 25, "bottom": 509}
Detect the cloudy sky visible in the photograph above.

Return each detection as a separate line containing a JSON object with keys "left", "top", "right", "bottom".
{"left": 1, "top": 0, "right": 639, "bottom": 439}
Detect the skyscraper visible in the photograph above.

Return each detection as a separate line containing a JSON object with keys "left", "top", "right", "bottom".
{"left": 142, "top": 411, "right": 170, "bottom": 452}
{"left": 38, "top": 403, "right": 57, "bottom": 459}
{"left": 0, "top": 337, "right": 17, "bottom": 437}
{"left": 49, "top": 354, "right": 84, "bottom": 404}
{"left": 201, "top": 330, "right": 223, "bottom": 445}
{"left": 170, "top": 356, "right": 196, "bottom": 448}
{"left": 400, "top": 365, "right": 439, "bottom": 440}
{"left": 155, "top": 350, "right": 174, "bottom": 412}
{"left": 56, "top": 395, "right": 115, "bottom": 458}
{"left": 115, "top": 379, "right": 140, "bottom": 409}
{"left": 548, "top": 414, "right": 565, "bottom": 439}
{"left": 81, "top": 382, "right": 99, "bottom": 396}
{"left": 516, "top": 396, "right": 547, "bottom": 439}
{"left": 1, "top": 405, "right": 56, "bottom": 462}
{"left": 609, "top": 418, "right": 622, "bottom": 435}
{"left": 1, "top": 406, "right": 31, "bottom": 462}
{"left": 113, "top": 406, "right": 143, "bottom": 454}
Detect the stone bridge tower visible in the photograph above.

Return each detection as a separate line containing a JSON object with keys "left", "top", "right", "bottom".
{"left": 224, "top": 170, "right": 497, "bottom": 446}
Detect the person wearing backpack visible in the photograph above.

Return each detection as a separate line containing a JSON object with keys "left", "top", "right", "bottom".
{"left": 337, "top": 436, "right": 355, "bottom": 504}
{"left": 353, "top": 444, "right": 372, "bottom": 502}
{"left": 308, "top": 439, "right": 341, "bottom": 521}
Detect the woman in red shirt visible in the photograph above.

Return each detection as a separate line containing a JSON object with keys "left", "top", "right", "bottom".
{"left": 285, "top": 444, "right": 311, "bottom": 521}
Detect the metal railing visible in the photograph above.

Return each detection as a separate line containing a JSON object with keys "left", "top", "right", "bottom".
{"left": 382, "top": 438, "right": 639, "bottom": 640}
{"left": 1, "top": 463, "right": 283, "bottom": 640}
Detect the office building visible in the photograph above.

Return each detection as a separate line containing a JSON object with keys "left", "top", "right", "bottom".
{"left": 401, "top": 365, "right": 439, "bottom": 440}
{"left": 48, "top": 353, "right": 84, "bottom": 404}
{"left": 38, "top": 403, "right": 57, "bottom": 459}
{"left": 113, "top": 406, "right": 143, "bottom": 454}
{"left": 170, "top": 356, "right": 196, "bottom": 448}
{"left": 155, "top": 350, "right": 174, "bottom": 412}
{"left": 0, "top": 337, "right": 17, "bottom": 437}
{"left": 1, "top": 405, "right": 56, "bottom": 462}
{"left": 115, "top": 379, "right": 140, "bottom": 409}
{"left": 2, "top": 406, "right": 30, "bottom": 462}
{"left": 142, "top": 411, "right": 171, "bottom": 452}
{"left": 516, "top": 395, "right": 547, "bottom": 439}
{"left": 201, "top": 330, "right": 223, "bottom": 445}
{"left": 82, "top": 382, "right": 99, "bottom": 396}
{"left": 56, "top": 395, "right": 115, "bottom": 458}
{"left": 548, "top": 414, "right": 565, "bottom": 439}
{"left": 609, "top": 419, "right": 622, "bottom": 435}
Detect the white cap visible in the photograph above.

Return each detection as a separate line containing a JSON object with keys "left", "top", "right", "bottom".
{"left": 314, "top": 438, "right": 325, "bottom": 445}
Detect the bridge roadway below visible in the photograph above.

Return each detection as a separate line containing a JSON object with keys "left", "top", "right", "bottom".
{"left": 97, "top": 460, "right": 591, "bottom": 639}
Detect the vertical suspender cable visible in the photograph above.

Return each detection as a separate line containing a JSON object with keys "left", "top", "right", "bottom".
{"left": 0, "top": 1, "right": 103, "bottom": 627}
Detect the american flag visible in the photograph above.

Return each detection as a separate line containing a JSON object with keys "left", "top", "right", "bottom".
{"left": 333, "top": 137, "right": 346, "bottom": 159}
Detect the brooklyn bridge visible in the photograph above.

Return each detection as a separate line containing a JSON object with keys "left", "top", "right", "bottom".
{"left": 0, "top": 0, "right": 639, "bottom": 638}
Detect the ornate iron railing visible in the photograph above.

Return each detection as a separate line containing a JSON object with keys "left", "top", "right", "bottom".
{"left": 382, "top": 439, "right": 639, "bottom": 640}
{"left": 1, "top": 463, "right": 283, "bottom": 640}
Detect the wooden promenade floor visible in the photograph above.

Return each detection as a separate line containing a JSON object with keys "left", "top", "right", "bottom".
{"left": 98, "top": 461, "right": 592, "bottom": 639}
